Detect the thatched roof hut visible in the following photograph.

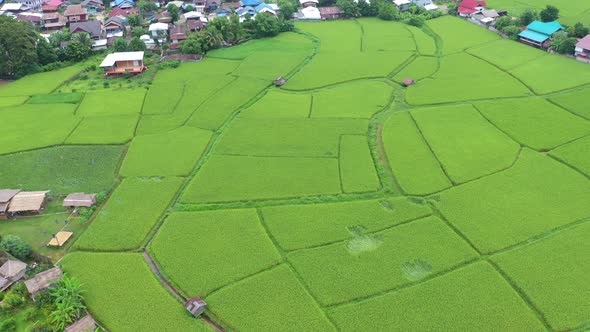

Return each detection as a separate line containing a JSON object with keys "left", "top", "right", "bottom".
{"left": 25, "top": 267, "right": 63, "bottom": 297}
{"left": 8, "top": 191, "right": 49, "bottom": 213}
{"left": 63, "top": 193, "right": 96, "bottom": 208}
{"left": 65, "top": 314, "right": 97, "bottom": 332}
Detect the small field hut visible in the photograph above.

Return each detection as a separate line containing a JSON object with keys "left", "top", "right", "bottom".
{"left": 65, "top": 314, "right": 97, "bottom": 332}
{"left": 273, "top": 76, "right": 287, "bottom": 86}
{"left": 0, "top": 259, "right": 27, "bottom": 291}
{"left": 63, "top": 193, "right": 96, "bottom": 208}
{"left": 185, "top": 297, "right": 207, "bottom": 317}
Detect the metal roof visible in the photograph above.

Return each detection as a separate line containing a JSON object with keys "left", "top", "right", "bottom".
{"left": 99, "top": 51, "right": 144, "bottom": 67}
{"left": 518, "top": 29, "right": 550, "bottom": 43}
{"left": 527, "top": 20, "right": 563, "bottom": 36}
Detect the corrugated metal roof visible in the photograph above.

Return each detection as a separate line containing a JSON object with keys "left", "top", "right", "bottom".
{"left": 527, "top": 20, "right": 563, "bottom": 36}
{"left": 100, "top": 51, "right": 144, "bottom": 67}
{"left": 518, "top": 29, "right": 550, "bottom": 43}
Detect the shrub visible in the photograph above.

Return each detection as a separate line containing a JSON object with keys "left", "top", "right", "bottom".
{"left": 4, "top": 292, "right": 25, "bottom": 309}
{"left": 377, "top": 1, "right": 399, "bottom": 21}
{"left": 0, "top": 235, "right": 31, "bottom": 260}
{"left": 0, "top": 318, "right": 16, "bottom": 332}
{"left": 404, "top": 16, "right": 425, "bottom": 27}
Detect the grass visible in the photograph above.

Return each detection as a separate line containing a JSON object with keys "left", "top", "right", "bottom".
{"left": 549, "top": 135, "right": 590, "bottom": 177}
{"left": 491, "top": 221, "right": 590, "bottom": 331}
{"left": 406, "top": 25, "right": 436, "bottom": 55}
{"left": 149, "top": 209, "right": 281, "bottom": 296}
{"left": 549, "top": 87, "right": 590, "bottom": 120}
{"left": 0, "top": 96, "right": 28, "bottom": 107}
{"left": 66, "top": 115, "right": 139, "bottom": 144}
{"left": 328, "top": 261, "right": 546, "bottom": 331}
{"left": 286, "top": 51, "right": 413, "bottom": 90}
{"left": 208, "top": 32, "right": 313, "bottom": 60}
{"left": 28, "top": 92, "right": 83, "bottom": 104}
{"left": 393, "top": 56, "right": 438, "bottom": 83}
{"left": 0, "top": 104, "right": 79, "bottom": 155}
{"left": 120, "top": 127, "right": 212, "bottom": 177}
{"left": 288, "top": 216, "right": 478, "bottom": 306}
{"left": 206, "top": 265, "right": 335, "bottom": 331}
{"left": 412, "top": 104, "right": 520, "bottom": 183}
{"left": 240, "top": 90, "right": 311, "bottom": 118}
{"left": 0, "top": 145, "right": 124, "bottom": 194}
{"left": 77, "top": 88, "right": 146, "bottom": 117}
{"left": 214, "top": 118, "right": 368, "bottom": 157}
{"left": 75, "top": 177, "right": 184, "bottom": 251}
{"left": 509, "top": 55, "right": 590, "bottom": 94}
{"left": 405, "top": 53, "right": 531, "bottom": 105}
{"left": 426, "top": 16, "right": 500, "bottom": 55}
{"left": 296, "top": 20, "right": 361, "bottom": 52}
{"left": 0, "top": 65, "right": 83, "bottom": 97}
{"left": 381, "top": 111, "right": 451, "bottom": 195}
{"left": 180, "top": 155, "right": 341, "bottom": 203}
{"left": 311, "top": 80, "right": 392, "bottom": 119}
{"left": 486, "top": 0, "right": 590, "bottom": 26}
{"left": 358, "top": 18, "right": 416, "bottom": 52}
{"left": 339, "top": 135, "right": 380, "bottom": 193}
{"left": 434, "top": 149, "right": 590, "bottom": 254}
{"left": 467, "top": 39, "right": 547, "bottom": 70}
{"left": 60, "top": 252, "right": 210, "bottom": 331}
{"left": 141, "top": 80, "right": 184, "bottom": 115}
{"left": 232, "top": 50, "right": 310, "bottom": 81}
{"left": 261, "top": 197, "right": 432, "bottom": 251}
{"left": 186, "top": 77, "right": 269, "bottom": 130}
{"left": 474, "top": 98, "right": 590, "bottom": 151}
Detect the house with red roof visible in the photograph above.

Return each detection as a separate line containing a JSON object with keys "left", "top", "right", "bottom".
{"left": 458, "top": 0, "right": 486, "bottom": 17}
{"left": 575, "top": 35, "right": 590, "bottom": 64}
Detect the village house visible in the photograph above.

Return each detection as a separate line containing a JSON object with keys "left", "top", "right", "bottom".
{"left": 298, "top": 0, "right": 317, "bottom": 8}
{"left": 7, "top": 191, "right": 49, "bottom": 216}
{"left": 0, "top": 260, "right": 27, "bottom": 292}
{"left": 104, "top": 16, "right": 124, "bottom": 37}
{"left": 81, "top": 0, "right": 104, "bottom": 14}
{"left": 319, "top": 6, "right": 343, "bottom": 20}
{"left": 113, "top": 0, "right": 135, "bottom": 9}
{"left": 393, "top": 0, "right": 410, "bottom": 11}
{"left": 170, "top": 26, "right": 187, "bottom": 44}
{"left": 0, "top": 3, "right": 27, "bottom": 15}
{"left": 518, "top": 20, "right": 564, "bottom": 49}
{"left": 42, "top": 12, "right": 66, "bottom": 31}
{"left": 575, "top": 35, "right": 590, "bottom": 64}
{"left": 100, "top": 51, "right": 147, "bottom": 76}
{"left": 297, "top": 5, "right": 320, "bottom": 19}
{"left": 206, "top": 0, "right": 220, "bottom": 11}
{"left": 255, "top": 3, "right": 277, "bottom": 15}
{"left": 70, "top": 21, "right": 104, "bottom": 39}
{"left": 41, "top": 0, "right": 62, "bottom": 12}
{"left": 14, "top": 0, "right": 43, "bottom": 10}
{"left": 108, "top": 6, "right": 139, "bottom": 20}
{"left": 24, "top": 267, "right": 63, "bottom": 299}
{"left": 458, "top": 0, "right": 486, "bottom": 17}
{"left": 149, "top": 22, "right": 169, "bottom": 42}
{"left": 187, "top": 19, "right": 205, "bottom": 32}
{"left": 0, "top": 189, "right": 20, "bottom": 219}
{"left": 17, "top": 12, "right": 43, "bottom": 26}
{"left": 64, "top": 4, "right": 88, "bottom": 24}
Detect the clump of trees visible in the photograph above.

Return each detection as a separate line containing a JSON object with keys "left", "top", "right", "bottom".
{"left": 334, "top": 0, "right": 441, "bottom": 27}
{"left": 0, "top": 235, "right": 31, "bottom": 260}
{"left": 181, "top": 13, "right": 293, "bottom": 55}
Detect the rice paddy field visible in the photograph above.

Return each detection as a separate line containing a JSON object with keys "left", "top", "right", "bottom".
{"left": 1, "top": 16, "right": 590, "bottom": 331}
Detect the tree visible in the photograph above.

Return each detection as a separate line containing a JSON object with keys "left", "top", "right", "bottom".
{"left": 128, "top": 37, "right": 146, "bottom": 51}
{"left": 568, "top": 22, "right": 589, "bottom": 38}
{"left": 358, "top": 0, "right": 377, "bottom": 17}
{"left": 377, "top": 1, "right": 398, "bottom": 21}
{"left": 65, "top": 41, "right": 91, "bottom": 61}
{"left": 49, "top": 29, "right": 71, "bottom": 48}
{"left": 49, "top": 275, "right": 85, "bottom": 331}
{"left": 0, "top": 16, "right": 39, "bottom": 77}
{"left": 113, "top": 38, "right": 128, "bottom": 52}
{"left": 72, "top": 32, "right": 92, "bottom": 48}
{"left": 138, "top": 0, "right": 158, "bottom": 16}
{"left": 36, "top": 37, "right": 58, "bottom": 65}
{"left": 447, "top": 2, "right": 458, "bottom": 16}
{"left": 132, "top": 26, "right": 148, "bottom": 38}
{"left": 185, "top": 4, "right": 195, "bottom": 11}
{"left": 494, "top": 16, "right": 514, "bottom": 31}
{"left": 519, "top": 9, "right": 538, "bottom": 26}
{"left": 404, "top": 16, "right": 425, "bottom": 27}
{"left": 127, "top": 14, "right": 142, "bottom": 27}
{"left": 277, "top": 0, "right": 297, "bottom": 20}
{"left": 551, "top": 31, "right": 577, "bottom": 54}
{"left": 336, "top": 0, "right": 360, "bottom": 18}
{"left": 181, "top": 36, "right": 203, "bottom": 54}
{"left": 0, "top": 235, "right": 31, "bottom": 260}
{"left": 500, "top": 25, "right": 521, "bottom": 39}
{"left": 167, "top": 4, "right": 180, "bottom": 23}
{"left": 539, "top": 5, "right": 559, "bottom": 22}
{"left": 252, "top": 13, "right": 281, "bottom": 38}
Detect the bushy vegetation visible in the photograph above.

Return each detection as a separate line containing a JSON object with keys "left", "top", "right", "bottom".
{"left": 0, "top": 235, "right": 31, "bottom": 260}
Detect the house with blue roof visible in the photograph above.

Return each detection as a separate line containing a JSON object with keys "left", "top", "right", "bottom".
{"left": 241, "top": 0, "right": 261, "bottom": 7}
{"left": 518, "top": 20, "right": 564, "bottom": 48}
{"left": 113, "top": 0, "right": 135, "bottom": 8}
{"left": 237, "top": 5, "right": 256, "bottom": 16}
{"left": 255, "top": 2, "right": 276, "bottom": 14}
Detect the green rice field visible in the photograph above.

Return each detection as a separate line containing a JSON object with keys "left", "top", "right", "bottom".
{"left": 2, "top": 16, "right": 590, "bottom": 331}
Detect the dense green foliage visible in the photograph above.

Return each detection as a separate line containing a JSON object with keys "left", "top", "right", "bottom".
{"left": 0, "top": 235, "right": 31, "bottom": 260}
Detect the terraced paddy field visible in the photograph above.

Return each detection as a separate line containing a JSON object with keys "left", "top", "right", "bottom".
{"left": 1, "top": 17, "right": 590, "bottom": 331}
